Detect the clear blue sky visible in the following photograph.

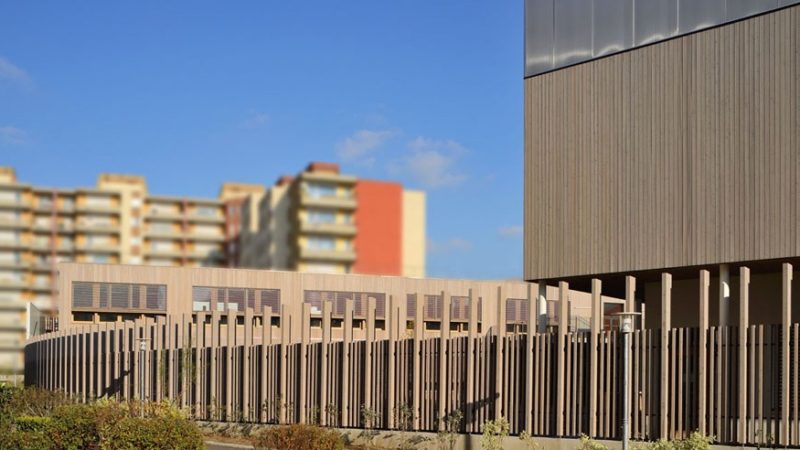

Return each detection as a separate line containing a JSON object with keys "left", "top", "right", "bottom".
{"left": 0, "top": 1, "right": 524, "bottom": 280}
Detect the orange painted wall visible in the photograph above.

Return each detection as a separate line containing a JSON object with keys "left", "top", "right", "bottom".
{"left": 353, "top": 180, "right": 402, "bottom": 275}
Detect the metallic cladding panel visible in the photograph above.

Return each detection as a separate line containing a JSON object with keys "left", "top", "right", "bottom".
{"left": 679, "top": 0, "right": 726, "bottom": 33}
{"left": 554, "top": 0, "right": 593, "bottom": 67}
{"left": 524, "top": 0, "right": 800, "bottom": 77}
{"left": 593, "top": 0, "right": 633, "bottom": 57}
{"left": 726, "top": 0, "right": 777, "bottom": 18}
{"left": 524, "top": 0, "right": 555, "bottom": 76}
{"left": 634, "top": 0, "right": 678, "bottom": 45}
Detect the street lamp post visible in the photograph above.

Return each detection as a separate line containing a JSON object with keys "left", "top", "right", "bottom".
{"left": 614, "top": 312, "right": 641, "bottom": 450}
{"left": 137, "top": 338, "right": 149, "bottom": 418}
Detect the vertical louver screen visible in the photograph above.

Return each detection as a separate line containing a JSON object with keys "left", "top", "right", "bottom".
{"left": 303, "top": 290, "right": 386, "bottom": 318}
{"left": 192, "top": 286, "right": 281, "bottom": 313}
{"left": 71, "top": 281, "right": 166, "bottom": 311}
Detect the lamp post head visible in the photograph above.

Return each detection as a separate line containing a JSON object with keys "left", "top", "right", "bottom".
{"left": 612, "top": 312, "right": 642, "bottom": 334}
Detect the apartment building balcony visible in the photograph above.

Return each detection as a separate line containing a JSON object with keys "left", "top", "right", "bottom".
{"left": 299, "top": 194, "right": 357, "bottom": 210}
{"left": 0, "top": 240, "right": 28, "bottom": 250}
{"left": 299, "top": 171, "right": 357, "bottom": 185}
{"left": 0, "top": 218, "right": 27, "bottom": 230}
{"left": 74, "top": 223, "right": 120, "bottom": 234}
{"left": 185, "top": 249, "right": 225, "bottom": 261}
{"left": 144, "top": 229, "right": 184, "bottom": 240}
{"left": 31, "top": 260, "right": 55, "bottom": 272}
{"left": 186, "top": 233, "right": 226, "bottom": 242}
{"left": 185, "top": 213, "right": 225, "bottom": 224}
{"left": 74, "top": 242, "right": 120, "bottom": 253}
{"left": 0, "top": 279, "right": 27, "bottom": 290}
{"left": 0, "top": 261, "right": 29, "bottom": 271}
{"left": 74, "top": 203, "right": 120, "bottom": 215}
{"left": 31, "top": 241, "right": 74, "bottom": 253}
{"left": 145, "top": 211, "right": 184, "bottom": 221}
{"left": 31, "top": 282, "right": 53, "bottom": 293}
{"left": 299, "top": 247, "right": 356, "bottom": 262}
{"left": 0, "top": 199, "right": 28, "bottom": 210}
{"left": 144, "top": 248, "right": 184, "bottom": 258}
{"left": 299, "top": 221, "right": 357, "bottom": 236}
{"left": 0, "top": 298, "right": 26, "bottom": 312}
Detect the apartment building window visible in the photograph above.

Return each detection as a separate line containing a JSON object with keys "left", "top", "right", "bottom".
{"left": 305, "top": 182, "right": 336, "bottom": 199}
{"left": 0, "top": 270, "right": 23, "bottom": 282}
{"left": 194, "top": 224, "right": 220, "bottom": 235}
{"left": 0, "top": 190, "right": 20, "bottom": 202}
{"left": 307, "top": 237, "right": 335, "bottom": 250}
{"left": 0, "top": 211, "right": 18, "bottom": 223}
{"left": 0, "top": 230, "right": 19, "bottom": 242}
{"left": 62, "top": 198, "right": 73, "bottom": 209}
{"left": 307, "top": 210, "right": 336, "bottom": 224}
{"left": 38, "top": 196, "right": 53, "bottom": 209}
{"left": 0, "top": 252, "right": 20, "bottom": 263}
{"left": 86, "top": 196, "right": 112, "bottom": 207}
{"left": 195, "top": 206, "right": 217, "bottom": 217}
{"left": 151, "top": 240, "right": 173, "bottom": 251}
{"left": 151, "top": 223, "right": 172, "bottom": 233}
{"left": 87, "top": 254, "right": 109, "bottom": 263}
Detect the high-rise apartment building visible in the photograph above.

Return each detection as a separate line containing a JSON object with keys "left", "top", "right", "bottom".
{"left": 0, "top": 162, "right": 424, "bottom": 380}
{"left": 239, "top": 162, "right": 426, "bottom": 277}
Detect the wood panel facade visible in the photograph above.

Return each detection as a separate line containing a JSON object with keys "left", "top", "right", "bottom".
{"left": 524, "top": 5, "right": 800, "bottom": 281}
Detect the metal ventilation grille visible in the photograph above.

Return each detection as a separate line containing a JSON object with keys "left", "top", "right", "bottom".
{"left": 192, "top": 286, "right": 280, "bottom": 313}
{"left": 71, "top": 281, "right": 167, "bottom": 311}
{"left": 406, "top": 294, "right": 417, "bottom": 318}
{"left": 303, "top": 290, "right": 386, "bottom": 318}
{"left": 72, "top": 282, "right": 93, "bottom": 308}
{"left": 423, "top": 295, "right": 442, "bottom": 320}
{"left": 450, "top": 296, "right": 470, "bottom": 321}
{"left": 506, "top": 298, "right": 529, "bottom": 324}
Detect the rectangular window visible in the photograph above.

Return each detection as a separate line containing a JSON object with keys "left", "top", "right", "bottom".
{"left": 307, "top": 237, "right": 335, "bottom": 250}
{"left": 193, "top": 286, "right": 280, "bottom": 313}
{"left": 305, "top": 182, "right": 337, "bottom": 199}
{"left": 307, "top": 210, "right": 336, "bottom": 224}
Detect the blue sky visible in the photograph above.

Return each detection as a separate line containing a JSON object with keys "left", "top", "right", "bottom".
{"left": 0, "top": 1, "right": 524, "bottom": 280}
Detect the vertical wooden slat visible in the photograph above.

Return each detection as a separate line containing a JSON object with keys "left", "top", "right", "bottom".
{"left": 386, "top": 295, "right": 396, "bottom": 429}
{"left": 698, "top": 270, "right": 710, "bottom": 435}
{"left": 495, "top": 286, "right": 506, "bottom": 419}
{"left": 299, "top": 303, "right": 310, "bottom": 423}
{"left": 342, "top": 299, "right": 353, "bottom": 427}
{"left": 438, "top": 291, "right": 450, "bottom": 430}
{"left": 782, "top": 263, "right": 793, "bottom": 445}
{"left": 661, "top": 273, "right": 672, "bottom": 439}
{"left": 590, "top": 279, "right": 601, "bottom": 437}
{"left": 557, "top": 281, "right": 569, "bottom": 436}
{"left": 468, "top": 288, "right": 478, "bottom": 432}
{"left": 739, "top": 266, "right": 750, "bottom": 441}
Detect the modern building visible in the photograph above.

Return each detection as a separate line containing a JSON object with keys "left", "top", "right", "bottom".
{"left": 238, "top": 162, "right": 426, "bottom": 278}
{"left": 1, "top": 162, "right": 425, "bottom": 381}
{"left": 524, "top": 1, "right": 800, "bottom": 328}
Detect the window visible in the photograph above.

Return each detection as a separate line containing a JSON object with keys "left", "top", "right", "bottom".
{"left": 305, "top": 182, "right": 336, "bottom": 199}
{"left": 307, "top": 210, "right": 335, "bottom": 224}
{"left": 192, "top": 286, "right": 280, "bottom": 313}
{"left": 196, "top": 206, "right": 217, "bottom": 217}
{"left": 307, "top": 237, "right": 335, "bottom": 250}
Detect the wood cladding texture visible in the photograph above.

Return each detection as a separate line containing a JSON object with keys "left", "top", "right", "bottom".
{"left": 524, "top": 6, "right": 800, "bottom": 280}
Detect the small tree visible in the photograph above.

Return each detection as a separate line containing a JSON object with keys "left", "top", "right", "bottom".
{"left": 519, "top": 429, "right": 543, "bottom": 450}
{"left": 480, "top": 417, "right": 509, "bottom": 450}
{"left": 436, "top": 409, "right": 462, "bottom": 450}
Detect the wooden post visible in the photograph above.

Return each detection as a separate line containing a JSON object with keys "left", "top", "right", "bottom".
{"left": 739, "top": 267, "right": 750, "bottom": 441}
{"left": 244, "top": 307, "right": 254, "bottom": 422}
{"left": 537, "top": 282, "right": 548, "bottom": 333}
{"left": 321, "top": 301, "right": 331, "bottom": 427}
{"left": 342, "top": 299, "right": 353, "bottom": 427}
{"left": 438, "top": 291, "right": 450, "bottom": 430}
{"left": 210, "top": 311, "right": 219, "bottom": 419}
{"left": 365, "top": 297, "right": 376, "bottom": 426}
{"left": 387, "top": 295, "right": 396, "bottom": 429}
{"left": 260, "top": 307, "right": 271, "bottom": 423}
{"left": 495, "top": 286, "right": 506, "bottom": 419}
{"left": 196, "top": 311, "right": 206, "bottom": 419}
{"left": 781, "top": 263, "right": 793, "bottom": 445}
{"left": 590, "top": 278, "right": 602, "bottom": 437}
{"left": 557, "top": 281, "right": 569, "bottom": 436}
{"left": 525, "top": 284, "right": 535, "bottom": 433}
{"left": 226, "top": 310, "right": 235, "bottom": 421}
{"left": 467, "top": 288, "right": 478, "bottom": 431}
{"left": 413, "top": 293, "right": 423, "bottom": 430}
{"left": 660, "top": 273, "right": 672, "bottom": 439}
{"left": 299, "top": 303, "right": 311, "bottom": 424}
{"left": 698, "top": 270, "right": 710, "bottom": 436}
{"left": 280, "top": 305, "right": 290, "bottom": 423}
{"left": 719, "top": 264, "right": 731, "bottom": 326}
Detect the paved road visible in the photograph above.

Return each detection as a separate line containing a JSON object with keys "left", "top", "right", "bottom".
{"left": 204, "top": 441, "right": 253, "bottom": 450}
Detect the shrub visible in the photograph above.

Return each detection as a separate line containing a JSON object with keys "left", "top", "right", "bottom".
{"left": 14, "top": 414, "right": 53, "bottom": 432}
{"left": 633, "top": 432, "right": 714, "bottom": 450}
{"left": 101, "top": 415, "right": 204, "bottom": 450}
{"left": 480, "top": 417, "right": 510, "bottom": 450}
{"left": 0, "top": 429, "right": 56, "bottom": 450}
{"left": 577, "top": 434, "right": 608, "bottom": 450}
{"left": 50, "top": 403, "right": 101, "bottom": 450}
{"left": 519, "top": 429, "right": 543, "bottom": 450}
{"left": 252, "top": 424, "right": 344, "bottom": 450}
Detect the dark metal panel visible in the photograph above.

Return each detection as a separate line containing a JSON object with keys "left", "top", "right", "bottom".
{"left": 634, "top": 0, "right": 679, "bottom": 45}
{"left": 554, "top": 0, "right": 593, "bottom": 67}
{"left": 593, "top": 0, "right": 634, "bottom": 57}
{"left": 726, "top": 0, "right": 777, "bottom": 18}
{"left": 679, "top": 0, "right": 725, "bottom": 33}
{"left": 525, "top": 0, "right": 555, "bottom": 77}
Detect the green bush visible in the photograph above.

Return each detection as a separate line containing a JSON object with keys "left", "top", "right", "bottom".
{"left": 481, "top": 417, "right": 510, "bottom": 450}
{"left": 633, "top": 432, "right": 714, "bottom": 450}
{"left": 50, "top": 403, "right": 101, "bottom": 450}
{"left": 577, "top": 434, "right": 608, "bottom": 450}
{"left": 14, "top": 414, "right": 53, "bottom": 432}
{"left": 252, "top": 424, "right": 344, "bottom": 450}
{"left": 0, "top": 429, "right": 56, "bottom": 450}
{"left": 101, "top": 415, "right": 204, "bottom": 450}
